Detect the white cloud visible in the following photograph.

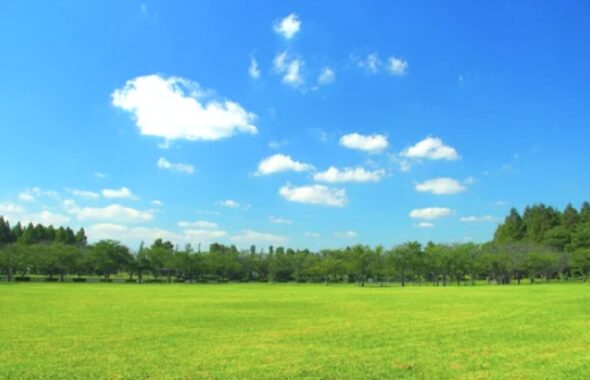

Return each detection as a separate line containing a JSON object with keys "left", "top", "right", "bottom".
{"left": 248, "top": 56, "right": 261, "bottom": 79}
{"left": 178, "top": 220, "right": 218, "bottom": 229}
{"left": 402, "top": 136, "right": 460, "bottom": 161}
{"left": 95, "top": 172, "right": 107, "bottom": 178}
{"left": 217, "top": 200, "right": 240, "bottom": 208}
{"left": 184, "top": 228, "right": 227, "bottom": 241}
{"left": 273, "top": 52, "right": 304, "bottom": 88}
{"left": 68, "top": 203, "right": 154, "bottom": 223}
{"left": 415, "top": 178, "right": 466, "bottom": 195}
{"left": 387, "top": 57, "right": 408, "bottom": 75}
{"left": 268, "top": 216, "right": 293, "bottom": 224}
{"left": 157, "top": 157, "right": 195, "bottom": 174}
{"left": 313, "top": 167, "right": 385, "bottom": 183}
{"left": 256, "top": 154, "right": 314, "bottom": 175}
{"left": 279, "top": 184, "right": 346, "bottom": 207}
{"left": 409, "top": 207, "right": 453, "bottom": 220}
{"left": 67, "top": 188, "right": 100, "bottom": 200}
{"left": 339, "top": 133, "right": 388, "bottom": 153}
{"left": 460, "top": 215, "right": 499, "bottom": 223}
{"left": 464, "top": 176, "right": 476, "bottom": 185}
{"left": 150, "top": 200, "right": 163, "bottom": 206}
{"left": 18, "top": 188, "right": 58, "bottom": 202}
{"left": 317, "top": 67, "right": 335, "bottom": 85}
{"left": 102, "top": 187, "right": 135, "bottom": 199}
{"left": 356, "top": 53, "right": 380, "bottom": 74}
{"left": 274, "top": 13, "right": 301, "bottom": 39}
{"left": 112, "top": 74, "right": 257, "bottom": 143}
{"left": 416, "top": 222, "right": 434, "bottom": 228}
{"left": 230, "top": 229, "right": 287, "bottom": 245}
{"left": 268, "top": 140, "right": 289, "bottom": 149}
{"left": 0, "top": 203, "right": 70, "bottom": 226}
{"left": 87, "top": 223, "right": 180, "bottom": 245}
{"left": 0, "top": 203, "right": 25, "bottom": 214}
{"left": 18, "top": 192, "right": 35, "bottom": 202}
{"left": 27, "top": 211, "right": 71, "bottom": 225}
{"left": 400, "top": 160, "right": 411, "bottom": 172}
{"left": 305, "top": 232, "right": 320, "bottom": 238}
{"left": 335, "top": 230, "right": 357, "bottom": 238}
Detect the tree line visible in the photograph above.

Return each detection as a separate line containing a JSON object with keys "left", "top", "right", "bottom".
{"left": 1, "top": 203, "right": 590, "bottom": 285}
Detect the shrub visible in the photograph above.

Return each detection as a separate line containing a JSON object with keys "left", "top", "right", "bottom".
{"left": 125, "top": 279, "right": 137, "bottom": 283}
{"left": 15, "top": 276, "right": 31, "bottom": 282}
{"left": 45, "top": 278, "right": 59, "bottom": 282}
{"left": 99, "top": 279, "right": 113, "bottom": 283}
{"left": 72, "top": 278, "right": 87, "bottom": 282}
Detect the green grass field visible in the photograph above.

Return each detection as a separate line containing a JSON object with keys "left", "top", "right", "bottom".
{"left": 1, "top": 283, "right": 589, "bottom": 379}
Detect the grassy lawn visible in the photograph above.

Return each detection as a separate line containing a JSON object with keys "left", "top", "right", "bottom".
{"left": 1, "top": 283, "right": 589, "bottom": 379}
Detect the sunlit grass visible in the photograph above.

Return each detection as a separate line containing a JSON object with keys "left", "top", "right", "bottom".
{"left": 1, "top": 283, "right": 589, "bottom": 379}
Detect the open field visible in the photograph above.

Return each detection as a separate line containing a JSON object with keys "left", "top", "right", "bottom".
{"left": 1, "top": 284, "right": 589, "bottom": 379}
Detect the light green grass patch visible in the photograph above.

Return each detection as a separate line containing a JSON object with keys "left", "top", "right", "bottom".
{"left": 1, "top": 283, "right": 589, "bottom": 379}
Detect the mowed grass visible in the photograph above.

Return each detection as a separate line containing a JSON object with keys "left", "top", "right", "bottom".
{"left": 1, "top": 284, "right": 589, "bottom": 379}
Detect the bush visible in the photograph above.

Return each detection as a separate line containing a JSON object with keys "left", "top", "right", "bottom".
{"left": 174, "top": 279, "right": 186, "bottom": 283}
{"left": 99, "top": 279, "right": 113, "bottom": 283}
{"left": 45, "top": 278, "right": 59, "bottom": 282}
{"left": 72, "top": 278, "right": 87, "bottom": 282}
{"left": 125, "top": 279, "right": 137, "bottom": 283}
{"left": 15, "top": 276, "right": 31, "bottom": 282}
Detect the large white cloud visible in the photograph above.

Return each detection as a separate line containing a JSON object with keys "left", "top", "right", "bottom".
{"left": 339, "top": 133, "right": 388, "bottom": 153}
{"left": 256, "top": 154, "right": 314, "bottom": 175}
{"left": 157, "top": 157, "right": 195, "bottom": 174}
{"left": 415, "top": 177, "right": 466, "bottom": 195}
{"left": 102, "top": 187, "right": 135, "bottom": 199}
{"left": 402, "top": 136, "right": 460, "bottom": 160}
{"left": 409, "top": 207, "right": 453, "bottom": 220}
{"left": 273, "top": 13, "right": 301, "bottom": 39}
{"left": 87, "top": 223, "right": 180, "bottom": 245}
{"left": 313, "top": 167, "right": 385, "bottom": 183}
{"left": 112, "top": 74, "right": 257, "bottom": 142}
{"left": 279, "top": 184, "right": 346, "bottom": 207}
{"left": 67, "top": 203, "right": 154, "bottom": 223}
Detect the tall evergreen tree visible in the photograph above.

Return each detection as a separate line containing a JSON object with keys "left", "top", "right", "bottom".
{"left": 494, "top": 208, "right": 526, "bottom": 243}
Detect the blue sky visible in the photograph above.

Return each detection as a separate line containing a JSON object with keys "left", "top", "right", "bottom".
{"left": 1, "top": 1, "right": 589, "bottom": 250}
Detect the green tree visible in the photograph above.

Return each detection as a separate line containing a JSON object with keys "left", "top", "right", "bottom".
{"left": 494, "top": 208, "right": 526, "bottom": 243}
{"left": 390, "top": 241, "right": 421, "bottom": 287}
{"left": 90, "top": 240, "right": 132, "bottom": 281}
